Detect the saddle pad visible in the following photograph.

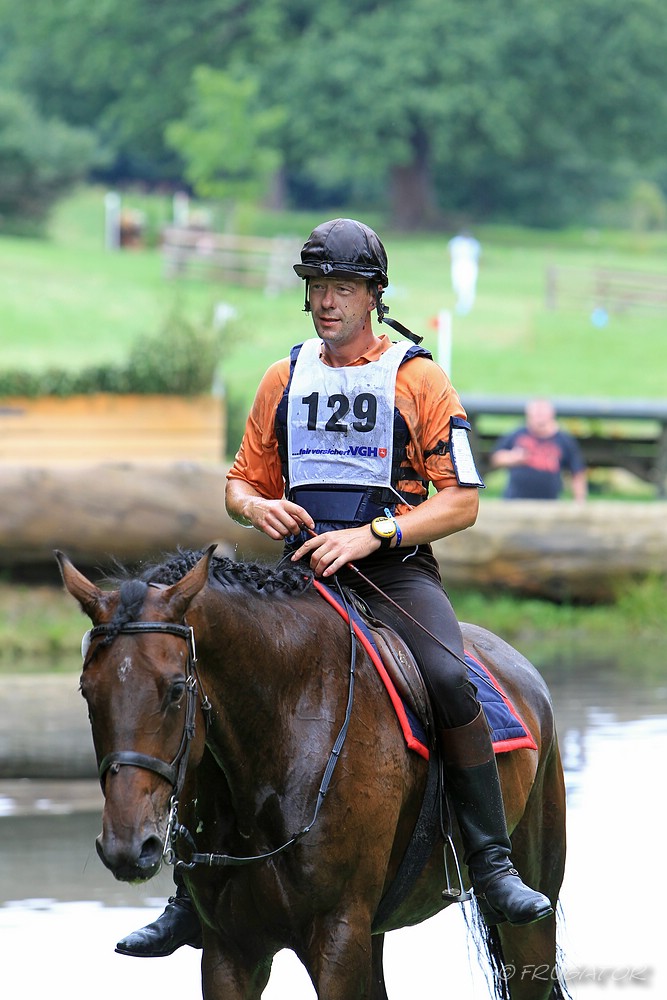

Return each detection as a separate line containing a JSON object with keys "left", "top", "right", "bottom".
{"left": 313, "top": 581, "right": 537, "bottom": 760}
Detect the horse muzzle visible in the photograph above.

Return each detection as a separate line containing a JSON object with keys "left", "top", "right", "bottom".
{"left": 95, "top": 829, "right": 165, "bottom": 882}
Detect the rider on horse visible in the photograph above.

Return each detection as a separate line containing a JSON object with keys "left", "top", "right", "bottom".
{"left": 117, "top": 218, "right": 552, "bottom": 958}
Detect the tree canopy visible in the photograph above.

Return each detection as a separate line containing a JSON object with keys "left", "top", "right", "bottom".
{"left": 0, "top": 88, "right": 97, "bottom": 228}
{"left": 1, "top": 0, "right": 666, "bottom": 227}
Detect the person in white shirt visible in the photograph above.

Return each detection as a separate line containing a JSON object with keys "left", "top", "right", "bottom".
{"left": 448, "top": 230, "right": 481, "bottom": 315}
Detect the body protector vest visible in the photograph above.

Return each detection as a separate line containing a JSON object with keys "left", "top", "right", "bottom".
{"left": 275, "top": 339, "right": 432, "bottom": 535}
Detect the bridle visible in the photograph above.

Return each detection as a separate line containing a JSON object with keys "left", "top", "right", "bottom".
{"left": 85, "top": 620, "right": 206, "bottom": 811}
{"left": 84, "top": 588, "right": 357, "bottom": 871}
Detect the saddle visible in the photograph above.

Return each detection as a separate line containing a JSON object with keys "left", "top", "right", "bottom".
{"left": 313, "top": 580, "right": 537, "bottom": 759}
{"left": 367, "top": 618, "right": 434, "bottom": 737}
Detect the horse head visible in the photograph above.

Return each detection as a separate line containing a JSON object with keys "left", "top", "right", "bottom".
{"left": 55, "top": 545, "right": 216, "bottom": 882}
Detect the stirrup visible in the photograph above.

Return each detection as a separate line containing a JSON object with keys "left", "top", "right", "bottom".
{"left": 441, "top": 833, "right": 472, "bottom": 903}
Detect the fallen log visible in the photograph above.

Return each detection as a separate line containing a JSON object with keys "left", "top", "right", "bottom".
{"left": 432, "top": 500, "right": 667, "bottom": 602}
{"left": 0, "top": 461, "right": 281, "bottom": 571}
{"left": 0, "top": 463, "right": 665, "bottom": 601}
{"left": 0, "top": 675, "right": 96, "bottom": 779}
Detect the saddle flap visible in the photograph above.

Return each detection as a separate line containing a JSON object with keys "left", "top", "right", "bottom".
{"left": 366, "top": 622, "right": 434, "bottom": 737}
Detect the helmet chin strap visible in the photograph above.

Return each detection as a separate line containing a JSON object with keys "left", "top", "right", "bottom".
{"left": 380, "top": 313, "right": 423, "bottom": 345}
{"left": 375, "top": 286, "right": 423, "bottom": 344}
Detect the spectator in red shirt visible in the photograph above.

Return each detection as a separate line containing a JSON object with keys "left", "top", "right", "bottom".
{"left": 491, "top": 399, "right": 588, "bottom": 501}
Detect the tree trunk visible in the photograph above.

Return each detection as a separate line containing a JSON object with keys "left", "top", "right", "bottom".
{"left": 432, "top": 499, "right": 667, "bottom": 603}
{"left": 0, "top": 462, "right": 280, "bottom": 575}
{"left": 389, "top": 131, "right": 442, "bottom": 231}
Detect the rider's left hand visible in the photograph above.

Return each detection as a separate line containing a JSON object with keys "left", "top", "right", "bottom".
{"left": 291, "top": 526, "right": 378, "bottom": 577}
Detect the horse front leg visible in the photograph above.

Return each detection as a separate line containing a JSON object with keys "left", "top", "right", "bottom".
{"left": 304, "top": 911, "right": 376, "bottom": 1000}
{"left": 200, "top": 933, "right": 273, "bottom": 1000}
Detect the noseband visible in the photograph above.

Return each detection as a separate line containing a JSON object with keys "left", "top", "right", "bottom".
{"left": 86, "top": 621, "right": 206, "bottom": 798}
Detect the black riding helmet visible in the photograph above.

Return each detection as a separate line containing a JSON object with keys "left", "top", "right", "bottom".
{"left": 293, "top": 218, "right": 422, "bottom": 344}
{"left": 293, "top": 218, "right": 389, "bottom": 286}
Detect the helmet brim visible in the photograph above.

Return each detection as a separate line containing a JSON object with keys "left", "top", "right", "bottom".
{"left": 293, "top": 262, "right": 387, "bottom": 284}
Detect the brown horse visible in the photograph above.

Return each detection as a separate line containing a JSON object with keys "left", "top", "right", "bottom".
{"left": 57, "top": 545, "right": 568, "bottom": 1000}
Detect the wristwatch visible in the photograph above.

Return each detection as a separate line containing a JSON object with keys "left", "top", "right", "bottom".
{"left": 370, "top": 516, "right": 398, "bottom": 549}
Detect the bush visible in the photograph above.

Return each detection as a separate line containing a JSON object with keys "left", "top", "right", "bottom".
{"left": 0, "top": 89, "right": 99, "bottom": 232}
{"left": 0, "top": 310, "right": 225, "bottom": 397}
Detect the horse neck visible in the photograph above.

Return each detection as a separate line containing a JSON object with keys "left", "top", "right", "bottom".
{"left": 190, "top": 587, "right": 336, "bottom": 830}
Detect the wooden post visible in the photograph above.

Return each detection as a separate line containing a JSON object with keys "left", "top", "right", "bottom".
{"left": 173, "top": 191, "right": 190, "bottom": 226}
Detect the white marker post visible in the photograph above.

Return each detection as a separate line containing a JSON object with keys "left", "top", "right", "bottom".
{"left": 104, "top": 191, "right": 121, "bottom": 250}
{"left": 436, "top": 309, "right": 453, "bottom": 376}
{"left": 173, "top": 191, "right": 190, "bottom": 227}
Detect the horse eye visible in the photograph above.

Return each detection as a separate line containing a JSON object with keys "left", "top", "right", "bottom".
{"left": 169, "top": 680, "right": 186, "bottom": 704}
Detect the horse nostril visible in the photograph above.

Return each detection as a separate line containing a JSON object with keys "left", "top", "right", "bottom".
{"left": 139, "top": 835, "right": 164, "bottom": 870}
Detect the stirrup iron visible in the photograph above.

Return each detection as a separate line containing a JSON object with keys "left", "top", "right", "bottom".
{"left": 441, "top": 833, "right": 472, "bottom": 903}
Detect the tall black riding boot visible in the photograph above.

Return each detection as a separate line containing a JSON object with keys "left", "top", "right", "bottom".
{"left": 440, "top": 707, "right": 554, "bottom": 927}
{"left": 115, "top": 879, "right": 203, "bottom": 958}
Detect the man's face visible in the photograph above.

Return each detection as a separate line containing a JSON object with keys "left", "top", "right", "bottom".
{"left": 526, "top": 400, "right": 556, "bottom": 437}
{"left": 308, "top": 277, "right": 375, "bottom": 347}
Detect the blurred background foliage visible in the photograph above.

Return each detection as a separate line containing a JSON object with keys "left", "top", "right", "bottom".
{"left": 0, "top": 0, "right": 665, "bottom": 233}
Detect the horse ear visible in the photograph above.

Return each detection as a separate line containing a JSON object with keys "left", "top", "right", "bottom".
{"left": 162, "top": 543, "right": 217, "bottom": 619}
{"left": 54, "top": 550, "right": 110, "bottom": 621}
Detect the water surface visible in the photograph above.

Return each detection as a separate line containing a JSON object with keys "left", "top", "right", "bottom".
{"left": 2, "top": 658, "right": 665, "bottom": 998}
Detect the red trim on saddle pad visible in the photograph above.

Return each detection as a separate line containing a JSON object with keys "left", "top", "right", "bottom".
{"left": 463, "top": 650, "right": 538, "bottom": 754}
{"left": 312, "top": 580, "right": 537, "bottom": 758}
{"left": 313, "top": 580, "right": 429, "bottom": 760}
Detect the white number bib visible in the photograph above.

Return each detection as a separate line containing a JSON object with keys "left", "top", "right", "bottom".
{"left": 287, "top": 338, "right": 411, "bottom": 490}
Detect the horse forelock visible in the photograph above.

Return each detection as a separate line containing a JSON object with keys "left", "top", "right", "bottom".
{"left": 98, "top": 579, "right": 149, "bottom": 646}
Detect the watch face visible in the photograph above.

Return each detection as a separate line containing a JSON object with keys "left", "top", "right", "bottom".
{"left": 372, "top": 517, "right": 396, "bottom": 540}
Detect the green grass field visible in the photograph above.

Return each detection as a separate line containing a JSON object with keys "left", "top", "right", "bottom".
{"left": 1, "top": 187, "right": 665, "bottom": 658}
{"left": 3, "top": 186, "right": 667, "bottom": 405}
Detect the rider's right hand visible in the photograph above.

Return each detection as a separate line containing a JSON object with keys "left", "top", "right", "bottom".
{"left": 245, "top": 498, "right": 315, "bottom": 541}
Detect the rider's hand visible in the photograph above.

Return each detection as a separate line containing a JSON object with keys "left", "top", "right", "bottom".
{"left": 291, "top": 525, "right": 379, "bottom": 577}
{"left": 242, "top": 498, "right": 314, "bottom": 541}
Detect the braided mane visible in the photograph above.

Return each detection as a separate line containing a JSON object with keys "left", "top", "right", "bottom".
{"left": 102, "top": 550, "right": 313, "bottom": 642}
{"left": 141, "top": 549, "right": 314, "bottom": 595}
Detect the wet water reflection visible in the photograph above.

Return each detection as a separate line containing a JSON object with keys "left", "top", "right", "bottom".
{"left": 2, "top": 654, "right": 666, "bottom": 998}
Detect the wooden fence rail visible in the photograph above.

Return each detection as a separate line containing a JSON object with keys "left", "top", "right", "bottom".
{"left": 545, "top": 265, "right": 667, "bottom": 313}
{"left": 0, "top": 394, "right": 225, "bottom": 464}
{"left": 162, "top": 227, "right": 302, "bottom": 293}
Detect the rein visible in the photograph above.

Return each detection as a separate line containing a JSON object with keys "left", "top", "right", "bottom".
{"left": 303, "top": 528, "right": 471, "bottom": 671}
{"left": 174, "top": 582, "right": 358, "bottom": 870}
